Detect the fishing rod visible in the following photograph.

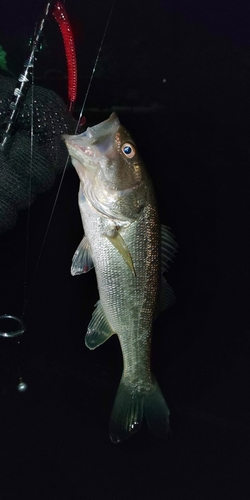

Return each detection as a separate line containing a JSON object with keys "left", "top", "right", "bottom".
{"left": 21, "top": 0, "right": 117, "bottom": 317}
{"left": 0, "top": 0, "right": 78, "bottom": 392}
{"left": 0, "top": 0, "right": 116, "bottom": 390}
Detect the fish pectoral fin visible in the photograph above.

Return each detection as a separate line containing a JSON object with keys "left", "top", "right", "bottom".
{"left": 106, "top": 231, "right": 136, "bottom": 276}
{"left": 157, "top": 276, "right": 176, "bottom": 314}
{"left": 85, "top": 301, "right": 115, "bottom": 350}
{"left": 71, "top": 236, "right": 94, "bottom": 275}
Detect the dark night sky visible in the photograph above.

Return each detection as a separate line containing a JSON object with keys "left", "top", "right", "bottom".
{"left": 1, "top": 0, "right": 250, "bottom": 127}
{"left": 1, "top": 0, "right": 250, "bottom": 44}
{"left": 2, "top": 0, "right": 250, "bottom": 112}
{"left": 162, "top": 0, "right": 250, "bottom": 46}
{"left": 2, "top": 0, "right": 250, "bottom": 62}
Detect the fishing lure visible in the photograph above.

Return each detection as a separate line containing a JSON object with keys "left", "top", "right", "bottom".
{"left": 0, "top": 0, "right": 77, "bottom": 152}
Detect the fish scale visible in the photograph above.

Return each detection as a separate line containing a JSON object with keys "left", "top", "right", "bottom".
{"left": 82, "top": 186, "right": 161, "bottom": 407}
{"left": 64, "top": 113, "right": 177, "bottom": 442}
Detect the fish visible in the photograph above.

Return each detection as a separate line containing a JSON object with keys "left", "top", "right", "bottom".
{"left": 63, "top": 113, "right": 177, "bottom": 443}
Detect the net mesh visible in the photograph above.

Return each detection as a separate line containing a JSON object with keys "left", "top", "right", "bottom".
{"left": 0, "top": 76, "right": 77, "bottom": 233}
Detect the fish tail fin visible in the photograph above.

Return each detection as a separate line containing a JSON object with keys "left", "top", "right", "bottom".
{"left": 109, "top": 376, "right": 144, "bottom": 444}
{"left": 109, "top": 375, "right": 170, "bottom": 444}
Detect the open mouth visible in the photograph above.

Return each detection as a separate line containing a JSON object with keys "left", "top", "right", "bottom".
{"left": 63, "top": 112, "right": 121, "bottom": 170}
{"left": 63, "top": 135, "right": 98, "bottom": 171}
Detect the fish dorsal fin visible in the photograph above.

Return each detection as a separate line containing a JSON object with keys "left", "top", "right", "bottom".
{"left": 85, "top": 301, "right": 115, "bottom": 350}
{"left": 71, "top": 236, "right": 94, "bottom": 276}
{"left": 106, "top": 230, "right": 136, "bottom": 276}
{"left": 157, "top": 225, "right": 178, "bottom": 313}
{"left": 158, "top": 277, "right": 176, "bottom": 313}
{"left": 160, "top": 225, "right": 178, "bottom": 273}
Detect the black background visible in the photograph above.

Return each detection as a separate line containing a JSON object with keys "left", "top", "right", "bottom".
{"left": 0, "top": 1, "right": 250, "bottom": 498}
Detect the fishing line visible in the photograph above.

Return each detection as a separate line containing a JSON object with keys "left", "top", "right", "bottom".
{"left": 22, "top": 0, "right": 117, "bottom": 316}
{"left": 76, "top": 0, "right": 117, "bottom": 132}
{"left": 22, "top": 60, "right": 35, "bottom": 316}
{"left": 0, "top": 1, "right": 73, "bottom": 392}
{"left": 22, "top": 157, "right": 70, "bottom": 317}
{"left": 0, "top": 53, "right": 36, "bottom": 394}
{"left": 0, "top": 0, "right": 117, "bottom": 393}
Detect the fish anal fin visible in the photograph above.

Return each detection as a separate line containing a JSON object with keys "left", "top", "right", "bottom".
{"left": 71, "top": 236, "right": 94, "bottom": 276}
{"left": 85, "top": 300, "right": 115, "bottom": 350}
{"left": 106, "top": 231, "right": 136, "bottom": 276}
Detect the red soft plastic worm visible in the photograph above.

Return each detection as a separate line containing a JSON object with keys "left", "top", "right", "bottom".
{"left": 52, "top": 1, "right": 77, "bottom": 111}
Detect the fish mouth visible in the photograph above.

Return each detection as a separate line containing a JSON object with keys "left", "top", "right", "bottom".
{"left": 63, "top": 112, "right": 120, "bottom": 170}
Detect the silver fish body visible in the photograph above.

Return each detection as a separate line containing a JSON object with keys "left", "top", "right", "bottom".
{"left": 64, "top": 113, "right": 177, "bottom": 442}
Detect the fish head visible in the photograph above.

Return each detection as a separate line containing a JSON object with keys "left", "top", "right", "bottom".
{"left": 63, "top": 113, "right": 150, "bottom": 221}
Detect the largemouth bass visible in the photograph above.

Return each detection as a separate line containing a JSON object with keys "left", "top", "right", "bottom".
{"left": 63, "top": 113, "right": 177, "bottom": 443}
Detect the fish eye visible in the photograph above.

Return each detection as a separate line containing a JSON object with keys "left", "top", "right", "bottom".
{"left": 122, "top": 143, "right": 136, "bottom": 158}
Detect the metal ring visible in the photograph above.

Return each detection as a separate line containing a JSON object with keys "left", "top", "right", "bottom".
{"left": 0, "top": 315, "right": 25, "bottom": 338}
